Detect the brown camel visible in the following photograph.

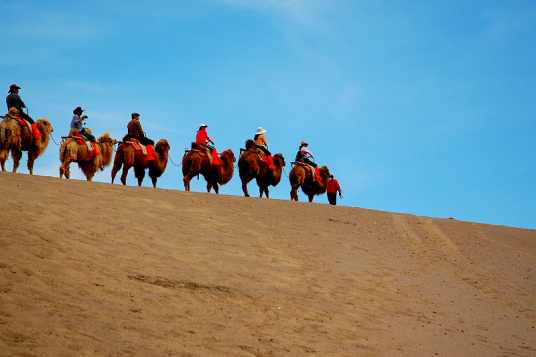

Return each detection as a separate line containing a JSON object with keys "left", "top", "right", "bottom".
{"left": 182, "top": 144, "right": 235, "bottom": 194}
{"left": 238, "top": 139, "right": 286, "bottom": 198}
{"left": 111, "top": 139, "right": 170, "bottom": 188}
{"left": 0, "top": 110, "right": 54, "bottom": 174}
{"left": 289, "top": 164, "right": 330, "bottom": 202}
{"left": 59, "top": 129, "right": 117, "bottom": 181}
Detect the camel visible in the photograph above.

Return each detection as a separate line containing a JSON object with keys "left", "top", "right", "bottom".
{"left": 111, "top": 139, "right": 170, "bottom": 188}
{"left": 238, "top": 139, "right": 286, "bottom": 198}
{"left": 59, "top": 129, "right": 118, "bottom": 181}
{"left": 289, "top": 164, "right": 330, "bottom": 202}
{"left": 0, "top": 110, "right": 54, "bottom": 174}
{"left": 182, "top": 144, "right": 236, "bottom": 194}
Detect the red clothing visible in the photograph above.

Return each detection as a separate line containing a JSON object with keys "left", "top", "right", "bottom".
{"left": 326, "top": 178, "right": 341, "bottom": 193}
{"left": 196, "top": 129, "right": 212, "bottom": 144}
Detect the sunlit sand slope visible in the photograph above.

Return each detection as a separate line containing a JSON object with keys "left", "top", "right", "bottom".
{"left": 1, "top": 172, "right": 535, "bottom": 356}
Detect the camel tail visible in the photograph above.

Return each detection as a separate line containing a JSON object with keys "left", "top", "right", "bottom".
{"left": 114, "top": 146, "right": 125, "bottom": 165}
{"left": 0, "top": 126, "right": 12, "bottom": 146}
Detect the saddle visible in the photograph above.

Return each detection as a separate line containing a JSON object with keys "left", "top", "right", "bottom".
{"left": 186, "top": 142, "right": 212, "bottom": 162}
{"left": 239, "top": 147, "right": 269, "bottom": 164}
{"left": 293, "top": 161, "right": 319, "bottom": 181}
{"left": 73, "top": 132, "right": 100, "bottom": 156}
{"left": 2, "top": 114, "right": 33, "bottom": 133}
{"left": 126, "top": 138, "right": 147, "bottom": 155}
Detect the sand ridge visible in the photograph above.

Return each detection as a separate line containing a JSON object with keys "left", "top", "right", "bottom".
{"left": 0, "top": 172, "right": 535, "bottom": 356}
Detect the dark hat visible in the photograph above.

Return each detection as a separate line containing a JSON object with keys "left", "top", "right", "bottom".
{"left": 131, "top": 112, "right": 140, "bottom": 118}
{"left": 8, "top": 84, "right": 21, "bottom": 93}
{"left": 73, "top": 106, "right": 84, "bottom": 114}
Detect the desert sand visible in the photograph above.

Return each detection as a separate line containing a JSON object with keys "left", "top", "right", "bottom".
{"left": 0, "top": 172, "right": 535, "bottom": 356}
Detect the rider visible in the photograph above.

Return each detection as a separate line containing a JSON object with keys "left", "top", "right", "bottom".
{"left": 196, "top": 124, "right": 220, "bottom": 165}
{"left": 126, "top": 112, "right": 154, "bottom": 161}
{"left": 70, "top": 107, "right": 96, "bottom": 142}
{"left": 254, "top": 127, "right": 275, "bottom": 170}
{"left": 296, "top": 141, "right": 322, "bottom": 181}
{"left": 326, "top": 173, "right": 342, "bottom": 205}
{"left": 6, "top": 84, "right": 42, "bottom": 138}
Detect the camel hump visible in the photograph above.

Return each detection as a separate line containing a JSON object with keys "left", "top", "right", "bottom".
{"left": 68, "top": 128, "right": 80, "bottom": 137}
{"left": 245, "top": 139, "right": 255, "bottom": 150}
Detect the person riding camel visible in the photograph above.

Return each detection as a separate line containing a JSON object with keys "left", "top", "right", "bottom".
{"left": 6, "top": 84, "right": 42, "bottom": 138}
{"left": 195, "top": 124, "right": 220, "bottom": 165}
{"left": 296, "top": 141, "right": 322, "bottom": 181}
{"left": 70, "top": 107, "right": 96, "bottom": 142}
{"left": 126, "top": 112, "right": 154, "bottom": 161}
{"left": 254, "top": 127, "right": 275, "bottom": 170}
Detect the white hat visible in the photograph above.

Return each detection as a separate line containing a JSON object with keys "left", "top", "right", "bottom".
{"left": 199, "top": 123, "right": 208, "bottom": 128}
{"left": 256, "top": 127, "right": 266, "bottom": 134}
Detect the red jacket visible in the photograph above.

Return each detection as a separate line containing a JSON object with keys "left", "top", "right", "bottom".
{"left": 196, "top": 129, "right": 212, "bottom": 144}
{"left": 326, "top": 179, "right": 341, "bottom": 194}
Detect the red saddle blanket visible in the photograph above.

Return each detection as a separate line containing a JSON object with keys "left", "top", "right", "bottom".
{"left": 260, "top": 153, "right": 269, "bottom": 164}
{"left": 15, "top": 118, "right": 28, "bottom": 127}
{"left": 74, "top": 132, "right": 100, "bottom": 156}
{"left": 129, "top": 139, "right": 153, "bottom": 159}
{"left": 191, "top": 143, "right": 208, "bottom": 156}
{"left": 296, "top": 161, "right": 312, "bottom": 171}
{"left": 5, "top": 114, "right": 29, "bottom": 127}
{"left": 74, "top": 132, "right": 86, "bottom": 145}
{"left": 129, "top": 138, "right": 143, "bottom": 151}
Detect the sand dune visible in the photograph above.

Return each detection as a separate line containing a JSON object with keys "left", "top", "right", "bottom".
{"left": 0, "top": 172, "right": 535, "bottom": 356}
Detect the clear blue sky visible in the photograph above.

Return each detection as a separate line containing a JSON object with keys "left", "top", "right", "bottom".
{"left": 2, "top": 0, "right": 535, "bottom": 229}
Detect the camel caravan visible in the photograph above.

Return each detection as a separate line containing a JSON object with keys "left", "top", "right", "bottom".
{"left": 3, "top": 84, "right": 342, "bottom": 204}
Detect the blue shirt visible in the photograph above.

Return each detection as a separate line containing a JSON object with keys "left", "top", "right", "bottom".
{"left": 71, "top": 114, "right": 83, "bottom": 131}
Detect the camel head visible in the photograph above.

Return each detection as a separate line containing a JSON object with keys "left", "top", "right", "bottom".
{"left": 97, "top": 132, "right": 117, "bottom": 146}
{"left": 36, "top": 118, "right": 53, "bottom": 134}
{"left": 319, "top": 166, "right": 330, "bottom": 179}
{"left": 274, "top": 153, "right": 286, "bottom": 167}
{"left": 222, "top": 149, "right": 236, "bottom": 163}
{"left": 155, "top": 139, "right": 170, "bottom": 152}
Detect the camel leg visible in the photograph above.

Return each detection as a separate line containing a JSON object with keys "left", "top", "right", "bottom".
{"left": 134, "top": 166, "right": 146, "bottom": 186}
{"left": 85, "top": 169, "right": 95, "bottom": 182}
{"left": 241, "top": 177, "right": 251, "bottom": 197}
{"left": 27, "top": 148, "right": 40, "bottom": 175}
{"left": 183, "top": 167, "right": 197, "bottom": 192}
{"left": 206, "top": 182, "right": 213, "bottom": 193}
{"left": 111, "top": 160, "right": 123, "bottom": 184}
{"left": 290, "top": 184, "right": 300, "bottom": 201}
{"left": 11, "top": 148, "right": 22, "bottom": 173}
{"left": 151, "top": 176, "right": 157, "bottom": 188}
{"left": 120, "top": 164, "right": 131, "bottom": 185}
{"left": 308, "top": 193, "right": 315, "bottom": 203}
{"left": 264, "top": 187, "right": 270, "bottom": 198}
{"left": 0, "top": 150, "right": 7, "bottom": 172}
{"left": 213, "top": 182, "right": 219, "bottom": 194}
{"left": 183, "top": 176, "right": 190, "bottom": 191}
{"left": 60, "top": 160, "right": 71, "bottom": 179}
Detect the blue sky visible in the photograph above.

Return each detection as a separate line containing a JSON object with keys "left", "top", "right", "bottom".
{"left": 1, "top": 0, "right": 535, "bottom": 229}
